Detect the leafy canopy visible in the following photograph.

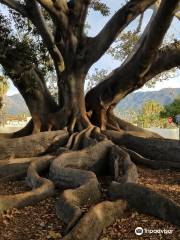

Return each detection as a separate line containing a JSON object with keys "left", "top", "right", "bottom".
{"left": 160, "top": 96, "right": 180, "bottom": 124}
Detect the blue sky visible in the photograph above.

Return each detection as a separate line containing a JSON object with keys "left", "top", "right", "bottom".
{"left": 4, "top": 0, "right": 180, "bottom": 95}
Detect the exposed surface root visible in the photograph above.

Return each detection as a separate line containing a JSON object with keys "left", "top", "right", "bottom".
{"left": 65, "top": 132, "right": 79, "bottom": 149}
{"left": 66, "top": 127, "right": 98, "bottom": 151}
{"left": 123, "top": 147, "right": 180, "bottom": 170}
{"left": 110, "top": 145, "right": 138, "bottom": 183}
{"left": 104, "top": 130, "right": 180, "bottom": 163}
{"left": 50, "top": 167, "right": 101, "bottom": 233}
{"left": 48, "top": 137, "right": 139, "bottom": 233}
{"left": 0, "top": 157, "right": 55, "bottom": 212}
{"left": 0, "top": 155, "right": 53, "bottom": 180}
{"left": 67, "top": 114, "right": 93, "bottom": 133}
{"left": 109, "top": 182, "right": 180, "bottom": 226}
{"left": 51, "top": 140, "right": 114, "bottom": 175}
{"left": 48, "top": 140, "right": 116, "bottom": 232}
{"left": 0, "top": 163, "right": 179, "bottom": 240}
{"left": 0, "top": 130, "right": 69, "bottom": 160}
{"left": 107, "top": 113, "right": 163, "bottom": 138}
{"left": 71, "top": 127, "right": 97, "bottom": 150}
{"left": 0, "top": 127, "right": 180, "bottom": 240}
{"left": 63, "top": 200, "right": 127, "bottom": 240}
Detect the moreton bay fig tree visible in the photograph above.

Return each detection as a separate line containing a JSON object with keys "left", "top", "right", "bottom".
{"left": 0, "top": 1, "right": 180, "bottom": 239}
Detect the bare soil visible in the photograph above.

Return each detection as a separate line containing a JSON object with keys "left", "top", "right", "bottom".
{"left": 0, "top": 167, "right": 179, "bottom": 240}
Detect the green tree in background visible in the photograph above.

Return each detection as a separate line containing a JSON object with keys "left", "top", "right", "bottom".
{"left": 160, "top": 96, "right": 180, "bottom": 124}
{"left": 0, "top": 76, "right": 8, "bottom": 109}
{"left": 137, "top": 100, "right": 166, "bottom": 128}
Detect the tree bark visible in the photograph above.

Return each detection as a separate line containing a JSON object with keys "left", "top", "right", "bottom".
{"left": 0, "top": 130, "right": 69, "bottom": 160}
{"left": 85, "top": 0, "right": 179, "bottom": 130}
{"left": 0, "top": 47, "right": 59, "bottom": 133}
{"left": 104, "top": 130, "right": 180, "bottom": 163}
{"left": 59, "top": 68, "right": 92, "bottom": 131}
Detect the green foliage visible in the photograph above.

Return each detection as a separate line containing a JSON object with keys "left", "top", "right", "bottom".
{"left": 0, "top": 76, "right": 8, "bottom": 95}
{"left": 0, "top": 10, "right": 54, "bottom": 80}
{"left": 90, "top": 0, "right": 110, "bottom": 16}
{"left": 160, "top": 96, "right": 180, "bottom": 124}
{"left": 107, "top": 30, "right": 178, "bottom": 88}
{"left": 86, "top": 68, "right": 108, "bottom": 92}
{"left": 0, "top": 75, "right": 8, "bottom": 109}
{"left": 107, "top": 30, "right": 140, "bottom": 61}
{"left": 137, "top": 101, "right": 167, "bottom": 128}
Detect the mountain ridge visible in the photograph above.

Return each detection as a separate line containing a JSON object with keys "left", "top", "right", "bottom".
{"left": 117, "top": 88, "right": 180, "bottom": 112}
{"left": 4, "top": 88, "right": 180, "bottom": 115}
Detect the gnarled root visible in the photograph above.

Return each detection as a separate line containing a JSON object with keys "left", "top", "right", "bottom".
{"left": 0, "top": 157, "right": 55, "bottom": 212}
{"left": 49, "top": 140, "right": 115, "bottom": 232}
{"left": 70, "top": 127, "right": 98, "bottom": 150}
{"left": 52, "top": 140, "right": 114, "bottom": 175}
{"left": 104, "top": 130, "right": 180, "bottom": 164}
{"left": 49, "top": 137, "right": 138, "bottom": 233}
{"left": 0, "top": 130, "right": 69, "bottom": 160}
{"left": 0, "top": 155, "right": 53, "bottom": 181}
{"left": 109, "top": 182, "right": 180, "bottom": 226}
{"left": 67, "top": 113, "right": 93, "bottom": 133}
{"left": 110, "top": 145, "right": 138, "bottom": 183}
{"left": 65, "top": 127, "right": 97, "bottom": 150}
{"left": 0, "top": 126, "right": 179, "bottom": 240}
{"left": 107, "top": 113, "right": 163, "bottom": 138}
{"left": 63, "top": 200, "right": 128, "bottom": 240}
{"left": 122, "top": 147, "right": 180, "bottom": 170}
{"left": 50, "top": 167, "right": 101, "bottom": 233}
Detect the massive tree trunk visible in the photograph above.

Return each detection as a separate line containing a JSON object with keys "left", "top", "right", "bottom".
{"left": 0, "top": 0, "right": 180, "bottom": 239}
{"left": 60, "top": 68, "right": 93, "bottom": 132}
{"left": 0, "top": 49, "right": 59, "bottom": 134}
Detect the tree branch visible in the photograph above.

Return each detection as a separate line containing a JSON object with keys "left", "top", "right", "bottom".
{"left": 134, "top": 0, "right": 179, "bottom": 79}
{"left": 86, "top": 0, "right": 179, "bottom": 113}
{"left": 72, "top": 0, "right": 92, "bottom": 37}
{"left": 0, "top": 0, "right": 27, "bottom": 17}
{"left": 36, "top": 0, "right": 69, "bottom": 32}
{"left": 145, "top": 41, "right": 180, "bottom": 81}
{"left": 86, "top": 41, "right": 180, "bottom": 114}
{"left": 25, "top": 0, "right": 65, "bottom": 72}
{"left": 86, "top": 0, "right": 156, "bottom": 66}
{"left": 175, "top": 12, "right": 180, "bottom": 20}
{"left": 122, "top": 3, "right": 159, "bottom": 67}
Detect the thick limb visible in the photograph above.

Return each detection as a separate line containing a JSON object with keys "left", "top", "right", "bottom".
{"left": 0, "top": 40, "right": 59, "bottom": 134}
{"left": 85, "top": 2, "right": 179, "bottom": 130}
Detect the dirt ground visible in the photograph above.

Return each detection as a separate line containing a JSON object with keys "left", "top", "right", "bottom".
{"left": 0, "top": 166, "right": 179, "bottom": 240}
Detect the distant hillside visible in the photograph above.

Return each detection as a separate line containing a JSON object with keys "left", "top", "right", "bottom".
{"left": 3, "top": 88, "right": 180, "bottom": 115}
{"left": 5, "top": 94, "right": 29, "bottom": 115}
{"left": 116, "top": 88, "right": 180, "bottom": 112}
